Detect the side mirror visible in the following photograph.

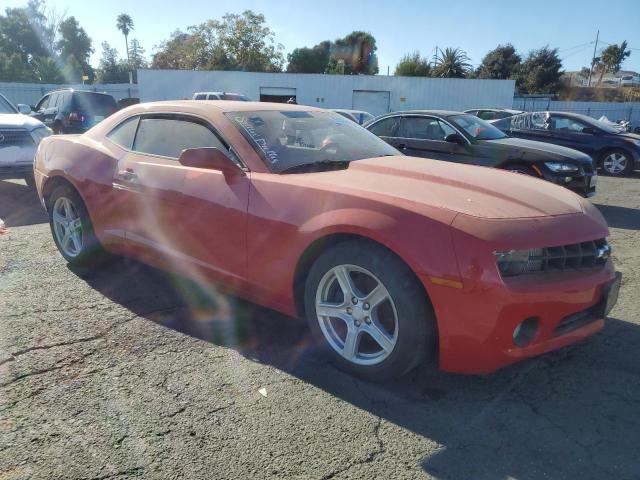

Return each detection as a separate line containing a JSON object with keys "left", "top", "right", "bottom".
{"left": 582, "top": 127, "right": 597, "bottom": 135}
{"left": 17, "top": 104, "right": 31, "bottom": 114}
{"left": 444, "top": 133, "right": 465, "bottom": 145}
{"left": 178, "top": 147, "right": 243, "bottom": 182}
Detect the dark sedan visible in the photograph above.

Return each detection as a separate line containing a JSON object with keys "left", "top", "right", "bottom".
{"left": 366, "top": 111, "right": 597, "bottom": 197}
{"left": 492, "top": 111, "right": 640, "bottom": 176}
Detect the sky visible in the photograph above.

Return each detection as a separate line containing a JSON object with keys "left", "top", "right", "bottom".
{"left": 5, "top": 0, "right": 640, "bottom": 74}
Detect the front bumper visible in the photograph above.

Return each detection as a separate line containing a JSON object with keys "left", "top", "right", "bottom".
{"left": 422, "top": 264, "right": 618, "bottom": 374}
{"left": 542, "top": 170, "right": 597, "bottom": 197}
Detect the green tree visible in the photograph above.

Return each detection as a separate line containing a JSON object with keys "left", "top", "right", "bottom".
{"left": 152, "top": 11, "right": 284, "bottom": 72}
{"left": 597, "top": 41, "right": 631, "bottom": 84}
{"left": 433, "top": 47, "right": 472, "bottom": 78}
{"left": 516, "top": 46, "right": 563, "bottom": 93}
{"left": 394, "top": 51, "right": 431, "bottom": 77}
{"left": 0, "top": 5, "right": 49, "bottom": 62}
{"left": 329, "top": 31, "right": 378, "bottom": 75}
{"left": 57, "top": 16, "right": 94, "bottom": 82}
{"left": 0, "top": 52, "right": 32, "bottom": 82}
{"left": 286, "top": 41, "right": 330, "bottom": 73}
{"left": 116, "top": 13, "right": 134, "bottom": 79}
{"left": 96, "top": 41, "right": 129, "bottom": 83}
{"left": 477, "top": 44, "right": 521, "bottom": 79}
{"left": 31, "top": 56, "right": 64, "bottom": 83}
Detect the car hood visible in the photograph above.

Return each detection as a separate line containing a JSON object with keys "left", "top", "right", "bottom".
{"left": 0, "top": 113, "right": 46, "bottom": 131}
{"left": 304, "top": 156, "right": 584, "bottom": 220}
{"left": 483, "top": 137, "right": 592, "bottom": 163}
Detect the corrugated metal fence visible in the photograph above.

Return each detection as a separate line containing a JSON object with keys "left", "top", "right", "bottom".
{"left": 513, "top": 98, "right": 640, "bottom": 129}
{"left": 0, "top": 82, "right": 139, "bottom": 107}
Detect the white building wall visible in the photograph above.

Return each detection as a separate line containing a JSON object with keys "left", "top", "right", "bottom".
{"left": 137, "top": 69, "right": 515, "bottom": 113}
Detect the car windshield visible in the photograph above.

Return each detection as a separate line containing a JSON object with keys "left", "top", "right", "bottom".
{"left": 0, "top": 95, "right": 17, "bottom": 113}
{"left": 225, "top": 110, "right": 399, "bottom": 173}
{"left": 448, "top": 113, "right": 507, "bottom": 140}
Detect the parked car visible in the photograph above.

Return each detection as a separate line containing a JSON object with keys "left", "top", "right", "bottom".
{"left": 34, "top": 101, "right": 619, "bottom": 380}
{"left": 332, "top": 109, "right": 375, "bottom": 125}
{"left": 464, "top": 108, "right": 524, "bottom": 121}
{"left": 31, "top": 89, "right": 118, "bottom": 134}
{"left": 492, "top": 111, "right": 640, "bottom": 176}
{"left": 0, "top": 92, "right": 51, "bottom": 188}
{"left": 193, "top": 92, "right": 250, "bottom": 101}
{"left": 366, "top": 110, "right": 597, "bottom": 197}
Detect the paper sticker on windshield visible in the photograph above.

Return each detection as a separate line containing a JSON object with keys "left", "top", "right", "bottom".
{"left": 230, "top": 114, "right": 279, "bottom": 164}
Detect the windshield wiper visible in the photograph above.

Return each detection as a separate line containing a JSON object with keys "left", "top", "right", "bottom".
{"left": 280, "top": 159, "right": 350, "bottom": 174}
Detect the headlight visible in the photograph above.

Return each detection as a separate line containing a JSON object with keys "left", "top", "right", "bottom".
{"left": 544, "top": 162, "right": 579, "bottom": 173}
{"left": 494, "top": 248, "right": 544, "bottom": 277}
{"left": 30, "top": 126, "right": 52, "bottom": 144}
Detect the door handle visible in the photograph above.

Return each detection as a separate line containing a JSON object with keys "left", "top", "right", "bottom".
{"left": 117, "top": 168, "right": 137, "bottom": 181}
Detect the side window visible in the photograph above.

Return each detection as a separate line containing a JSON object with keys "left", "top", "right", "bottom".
{"left": 494, "top": 111, "right": 512, "bottom": 120}
{"left": 550, "top": 116, "right": 588, "bottom": 133}
{"left": 194, "top": 94, "right": 207, "bottom": 100}
{"left": 49, "top": 93, "right": 60, "bottom": 108}
{"left": 133, "top": 116, "right": 227, "bottom": 159}
{"left": 207, "top": 94, "right": 220, "bottom": 100}
{"left": 368, "top": 117, "right": 400, "bottom": 137}
{"left": 107, "top": 116, "right": 140, "bottom": 149}
{"left": 400, "top": 117, "right": 454, "bottom": 141}
{"left": 36, "top": 95, "right": 50, "bottom": 111}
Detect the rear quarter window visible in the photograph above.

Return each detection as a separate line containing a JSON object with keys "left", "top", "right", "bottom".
{"left": 107, "top": 116, "right": 139, "bottom": 149}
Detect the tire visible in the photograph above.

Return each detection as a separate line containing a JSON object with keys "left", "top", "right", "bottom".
{"left": 600, "top": 149, "right": 633, "bottom": 176}
{"left": 304, "top": 240, "right": 436, "bottom": 381}
{"left": 47, "top": 185, "right": 111, "bottom": 267}
{"left": 23, "top": 174, "right": 36, "bottom": 189}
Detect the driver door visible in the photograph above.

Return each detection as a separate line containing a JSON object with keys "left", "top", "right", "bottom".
{"left": 396, "top": 116, "right": 473, "bottom": 163}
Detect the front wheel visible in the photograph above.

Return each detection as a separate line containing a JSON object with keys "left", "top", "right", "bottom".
{"left": 304, "top": 241, "right": 436, "bottom": 381}
{"left": 48, "top": 185, "right": 111, "bottom": 267}
{"left": 601, "top": 149, "right": 633, "bottom": 176}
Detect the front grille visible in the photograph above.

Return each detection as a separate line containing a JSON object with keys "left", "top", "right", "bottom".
{"left": 536, "top": 239, "right": 609, "bottom": 273}
{"left": 0, "top": 128, "right": 34, "bottom": 146}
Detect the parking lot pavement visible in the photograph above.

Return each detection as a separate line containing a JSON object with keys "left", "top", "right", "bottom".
{"left": 1, "top": 176, "right": 639, "bottom": 480}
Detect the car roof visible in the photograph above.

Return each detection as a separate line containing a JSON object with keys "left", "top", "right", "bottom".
{"left": 378, "top": 110, "right": 464, "bottom": 118}
{"left": 194, "top": 92, "right": 245, "bottom": 95}
{"left": 128, "top": 100, "right": 325, "bottom": 114}
{"left": 465, "top": 108, "right": 523, "bottom": 114}
{"left": 44, "top": 88, "right": 114, "bottom": 97}
{"left": 333, "top": 109, "right": 371, "bottom": 115}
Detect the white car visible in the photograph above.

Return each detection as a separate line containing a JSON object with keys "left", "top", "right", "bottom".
{"left": 0, "top": 93, "right": 51, "bottom": 188}
{"left": 192, "top": 91, "right": 250, "bottom": 101}
{"left": 332, "top": 109, "right": 375, "bottom": 125}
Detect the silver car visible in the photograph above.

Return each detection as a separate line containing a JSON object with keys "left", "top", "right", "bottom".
{"left": 0, "top": 93, "right": 51, "bottom": 188}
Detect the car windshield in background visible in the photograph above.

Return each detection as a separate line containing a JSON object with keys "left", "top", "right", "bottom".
{"left": 225, "top": 110, "right": 399, "bottom": 173}
{"left": 448, "top": 114, "right": 507, "bottom": 140}
{"left": 0, "top": 95, "right": 17, "bottom": 114}
{"left": 73, "top": 93, "right": 118, "bottom": 117}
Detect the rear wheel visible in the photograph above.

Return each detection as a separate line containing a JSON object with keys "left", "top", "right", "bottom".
{"left": 601, "top": 149, "right": 633, "bottom": 176}
{"left": 48, "top": 185, "right": 111, "bottom": 267}
{"left": 304, "top": 241, "right": 436, "bottom": 381}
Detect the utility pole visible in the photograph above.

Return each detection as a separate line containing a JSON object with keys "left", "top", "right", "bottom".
{"left": 433, "top": 46, "right": 439, "bottom": 69}
{"left": 587, "top": 30, "right": 599, "bottom": 87}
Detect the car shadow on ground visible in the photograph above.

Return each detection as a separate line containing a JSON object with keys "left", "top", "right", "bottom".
{"left": 594, "top": 203, "right": 640, "bottom": 230}
{"left": 0, "top": 180, "right": 47, "bottom": 227}
{"left": 72, "top": 258, "right": 640, "bottom": 480}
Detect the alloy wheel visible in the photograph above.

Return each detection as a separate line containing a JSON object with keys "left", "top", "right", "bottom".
{"left": 315, "top": 264, "right": 398, "bottom": 366}
{"left": 52, "top": 196, "right": 83, "bottom": 257}
{"left": 603, "top": 152, "right": 629, "bottom": 175}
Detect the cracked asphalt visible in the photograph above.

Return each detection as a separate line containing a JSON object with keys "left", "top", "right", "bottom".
{"left": 1, "top": 175, "right": 639, "bottom": 480}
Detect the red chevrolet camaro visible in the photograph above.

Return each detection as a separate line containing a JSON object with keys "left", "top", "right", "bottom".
{"left": 34, "top": 101, "right": 621, "bottom": 380}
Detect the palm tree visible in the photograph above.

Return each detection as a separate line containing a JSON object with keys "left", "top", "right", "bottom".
{"left": 434, "top": 47, "right": 472, "bottom": 78}
{"left": 116, "top": 13, "right": 134, "bottom": 79}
